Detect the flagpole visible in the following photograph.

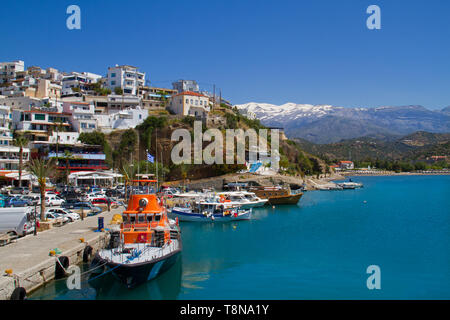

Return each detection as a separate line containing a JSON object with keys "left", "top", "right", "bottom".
{"left": 155, "top": 128, "right": 158, "bottom": 191}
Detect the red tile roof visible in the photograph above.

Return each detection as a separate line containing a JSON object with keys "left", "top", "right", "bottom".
{"left": 173, "top": 91, "right": 205, "bottom": 98}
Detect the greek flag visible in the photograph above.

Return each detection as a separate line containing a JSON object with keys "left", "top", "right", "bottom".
{"left": 147, "top": 152, "right": 154, "bottom": 163}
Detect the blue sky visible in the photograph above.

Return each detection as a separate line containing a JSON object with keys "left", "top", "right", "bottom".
{"left": 1, "top": 0, "right": 449, "bottom": 109}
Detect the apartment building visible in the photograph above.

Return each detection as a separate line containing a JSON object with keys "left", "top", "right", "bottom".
{"left": 0, "top": 60, "right": 25, "bottom": 84}
{"left": 61, "top": 72, "right": 102, "bottom": 96}
{"left": 0, "top": 105, "right": 30, "bottom": 172}
{"left": 138, "top": 86, "right": 177, "bottom": 109}
{"left": 106, "top": 65, "right": 145, "bottom": 95}
{"left": 12, "top": 109, "right": 77, "bottom": 144}
{"left": 62, "top": 101, "right": 98, "bottom": 133}
{"left": 172, "top": 79, "right": 199, "bottom": 93}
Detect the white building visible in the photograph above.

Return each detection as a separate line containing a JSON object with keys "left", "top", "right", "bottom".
{"left": 94, "top": 107, "right": 148, "bottom": 133}
{"left": 62, "top": 101, "right": 98, "bottom": 133}
{"left": 172, "top": 80, "right": 199, "bottom": 93}
{"left": 168, "top": 91, "right": 210, "bottom": 118}
{"left": 0, "top": 104, "right": 30, "bottom": 172}
{"left": 106, "top": 65, "right": 145, "bottom": 95}
{"left": 0, "top": 60, "right": 25, "bottom": 84}
{"left": 61, "top": 72, "right": 102, "bottom": 96}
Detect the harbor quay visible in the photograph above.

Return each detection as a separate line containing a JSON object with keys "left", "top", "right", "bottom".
{"left": 0, "top": 208, "right": 120, "bottom": 300}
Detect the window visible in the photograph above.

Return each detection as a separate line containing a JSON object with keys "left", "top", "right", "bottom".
{"left": 111, "top": 73, "right": 116, "bottom": 77}
{"left": 34, "top": 114, "right": 45, "bottom": 121}
{"left": 111, "top": 81, "right": 116, "bottom": 86}
{"left": 186, "top": 99, "right": 189, "bottom": 104}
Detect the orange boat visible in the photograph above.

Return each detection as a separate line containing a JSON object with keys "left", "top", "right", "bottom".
{"left": 92, "top": 180, "right": 182, "bottom": 288}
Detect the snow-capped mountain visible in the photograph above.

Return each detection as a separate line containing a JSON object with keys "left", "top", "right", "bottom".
{"left": 234, "top": 102, "right": 450, "bottom": 144}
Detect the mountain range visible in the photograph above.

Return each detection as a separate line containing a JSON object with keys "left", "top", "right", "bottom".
{"left": 234, "top": 103, "right": 450, "bottom": 144}
{"left": 293, "top": 131, "right": 450, "bottom": 162}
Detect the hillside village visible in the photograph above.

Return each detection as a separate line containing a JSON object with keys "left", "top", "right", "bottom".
{"left": 0, "top": 60, "right": 330, "bottom": 188}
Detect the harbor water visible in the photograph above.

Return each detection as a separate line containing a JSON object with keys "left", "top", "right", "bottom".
{"left": 29, "top": 175, "right": 450, "bottom": 299}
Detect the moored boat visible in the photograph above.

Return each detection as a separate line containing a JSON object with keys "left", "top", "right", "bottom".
{"left": 169, "top": 199, "right": 252, "bottom": 222}
{"left": 91, "top": 180, "right": 181, "bottom": 289}
{"left": 249, "top": 185, "right": 303, "bottom": 205}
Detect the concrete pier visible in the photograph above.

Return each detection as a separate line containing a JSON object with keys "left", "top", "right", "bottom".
{"left": 0, "top": 208, "right": 121, "bottom": 300}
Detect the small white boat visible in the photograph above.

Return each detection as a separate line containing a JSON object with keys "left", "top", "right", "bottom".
{"left": 169, "top": 202, "right": 252, "bottom": 222}
{"left": 216, "top": 191, "right": 268, "bottom": 209}
{"left": 336, "top": 182, "right": 363, "bottom": 189}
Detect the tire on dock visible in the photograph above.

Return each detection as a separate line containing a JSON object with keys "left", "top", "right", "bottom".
{"left": 10, "top": 287, "right": 26, "bottom": 300}
{"left": 55, "top": 256, "right": 69, "bottom": 279}
{"left": 83, "top": 245, "right": 93, "bottom": 263}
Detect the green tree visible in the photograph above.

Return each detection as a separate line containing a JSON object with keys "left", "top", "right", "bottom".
{"left": 27, "top": 158, "right": 56, "bottom": 220}
{"left": 114, "top": 87, "right": 123, "bottom": 95}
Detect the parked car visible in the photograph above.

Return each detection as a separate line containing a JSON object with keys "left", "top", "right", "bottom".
{"left": 82, "top": 193, "right": 104, "bottom": 202}
{"left": 0, "top": 194, "right": 8, "bottom": 207}
{"left": 5, "top": 196, "right": 32, "bottom": 207}
{"left": 0, "top": 207, "right": 35, "bottom": 236}
{"left": 10, "top": 187, "right": 30, "bottom": 195}
{"left": 105, "top": 189, "right": 124, "bottom": 198}
{"left": 45, "top": 195, "right": 65, "bottom": 207}
{"left": 61, "top": 198, "right": 80, "bottom": 209}
{"left": 45, "top": 208, "right": 80, "bottom": 222}
{"left": 91, "top": 197, "right": 119, "bottom": 209}
{"left": 39, "top": 212, "right": 69, "bottom": 224}
{"left": 71, "top": 202, "right": 102, "bottom": 216}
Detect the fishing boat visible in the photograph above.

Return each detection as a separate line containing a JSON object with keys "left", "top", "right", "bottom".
{"left": 336, "top": 181, "right": 363, "bottom": 189}
{"left": 249, "top": 185, "right": 303, "bottom": 205}
{"left": 91, "top": 180, "right": 181, "bottom": 289}
{"left": 216, "top": 191, "right": 268, "bottom": 209}
{"left": 169, "top": 198, "right": 252, "bottom": 222}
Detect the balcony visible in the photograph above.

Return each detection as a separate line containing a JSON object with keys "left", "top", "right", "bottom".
{"left": 48, "top": 152, "right": 106, "bottom": 160}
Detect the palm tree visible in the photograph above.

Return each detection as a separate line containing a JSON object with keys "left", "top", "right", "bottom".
{"left": 27, "top": 158, "right": 56, "bottom": 221}
{"left": 13, "top": 134, "right": 29, "bottom": 187}
{"left": 120, "top": 162, "right": 136, "bottom": 201}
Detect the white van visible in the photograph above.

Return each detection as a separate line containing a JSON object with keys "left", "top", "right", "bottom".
{"left": 0, "top": 207, "right": 35, "bottom": 237}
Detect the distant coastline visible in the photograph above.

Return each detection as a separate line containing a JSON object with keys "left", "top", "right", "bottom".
{"left": 340, "top": 170, "right": 450, "bottom": 177}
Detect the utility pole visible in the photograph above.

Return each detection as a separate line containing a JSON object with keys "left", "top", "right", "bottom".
{"left": 213, "top": 84, "right": 215, "bottom": 110}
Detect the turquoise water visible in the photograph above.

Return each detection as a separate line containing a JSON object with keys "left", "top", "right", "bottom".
{"left": 30, "top": 175, "right": 450, "bottom": 299}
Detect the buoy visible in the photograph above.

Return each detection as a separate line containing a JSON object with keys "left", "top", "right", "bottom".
{"left": 55, "top": 256, "right": 69, "bottom": 279}
{"left": 233, "top": 226, "right": 236, "bottom": 229}
{"left": 272, "top": 206, "right": 275, "bottom": 209}
{"left": 79, "top": 238, "right": 85, "bottom": 243}
{"left": 83, "top": 246, "right": 93, "bottom": 263}
{"left": 10, "top": 287, "right": 26, "bottom": 300}
{"left": 5, "top": 269, "right": 13, "bottom": 275}
{"left": 49, "top": 250, "right": 56, "bottom": 256}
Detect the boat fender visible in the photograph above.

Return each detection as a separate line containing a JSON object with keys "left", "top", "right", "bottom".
{"left": 10, "top": 287, "right": 26, "bottom": 300}
{"left": 55, "top": 256, "right": 69, "bottom": 279}
{"left": 83, "top": 246, "right": 93, "bottom": 263}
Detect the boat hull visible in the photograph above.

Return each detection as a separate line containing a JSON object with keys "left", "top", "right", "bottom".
{"left": 91, "top": 249, "right": 181, "bottom": 289}
{"left": 266, "top": 193, "right": 303, "bottom": 205}
{"left": 169, "top": 209, "right": 252, "bottom": 222}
